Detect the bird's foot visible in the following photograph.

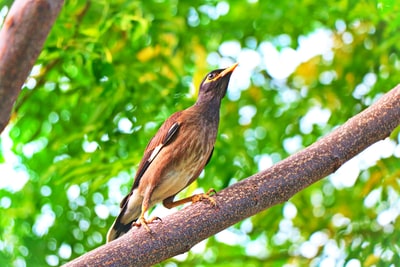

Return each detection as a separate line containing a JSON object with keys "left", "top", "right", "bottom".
{"left": 192, "top": 188, "right": 217, "bottom": 206}
{"left": 133, "top": 216, "right": 161, "bottom": 232}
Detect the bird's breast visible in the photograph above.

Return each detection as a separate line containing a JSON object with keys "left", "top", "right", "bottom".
{"left": 142, "top": 121, "right": 217, "bottom": 204}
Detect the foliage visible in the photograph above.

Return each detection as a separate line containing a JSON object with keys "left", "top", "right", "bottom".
{"left": 0, "top": 0, "right": 399, "bottom": 266}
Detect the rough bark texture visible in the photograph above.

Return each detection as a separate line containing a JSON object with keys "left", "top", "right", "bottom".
{"left": 0, "top": 0, "right": 64, "bottom": 132}
{"left": 64, "top": 85, "right": 400, "bottom": 267}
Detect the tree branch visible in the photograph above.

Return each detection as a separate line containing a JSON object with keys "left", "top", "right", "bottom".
{"left": 0, "top": 0, "right": 64, "bottom": 133}
{"left": 64, "top": 85, "right": 400, "bottom": 266}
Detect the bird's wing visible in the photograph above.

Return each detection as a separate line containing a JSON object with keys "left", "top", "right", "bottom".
{"left": 205, "top": 146, "right": 214, "bottom": 166}
{"left": 119, "top": 112, "right": 181, "bottom": 208}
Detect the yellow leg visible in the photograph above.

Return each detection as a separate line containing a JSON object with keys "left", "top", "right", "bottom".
{"left": 133, "top": 189, "right": 161, "bottom": 232}
{"left": 163, "top": 188, "right": 217, "bottom": 209}
{"left": 133, "top": 213, "right": 161, "bottom": 232}
{"left": 192, "top": 188, "right": 217, "bottom": 206}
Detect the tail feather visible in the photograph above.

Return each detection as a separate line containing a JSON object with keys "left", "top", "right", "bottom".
{"left": 107, "top": 190, "right": 142, "bottom": 242}
{"left": 106, "top": 216, "right": 137, "bottom": 242}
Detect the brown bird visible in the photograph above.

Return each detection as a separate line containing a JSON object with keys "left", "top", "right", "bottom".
{"left": 107, "top": 63, "right": 238, "bottom": 242}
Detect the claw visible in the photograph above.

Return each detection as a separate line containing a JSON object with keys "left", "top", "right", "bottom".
{"left": 133, "top": 216, "right": 161, "bottom": 232}
{"left": 192, "top": 188, "right": 217, "bottom": 206}
{"left": 206, "top": 188, "right": 217, "bottom": 196}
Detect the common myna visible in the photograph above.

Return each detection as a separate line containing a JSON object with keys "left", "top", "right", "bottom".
{"left": 107, "top": 63, "right": 238, "bottom": 242}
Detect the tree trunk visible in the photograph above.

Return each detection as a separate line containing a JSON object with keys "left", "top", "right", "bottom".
{"left": 0, "top": 0, "right": 64, "bottom": 133}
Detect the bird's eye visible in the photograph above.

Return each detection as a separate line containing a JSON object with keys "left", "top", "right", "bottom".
{"left": 208, "top": 73, "right": 216, "bottom": 80}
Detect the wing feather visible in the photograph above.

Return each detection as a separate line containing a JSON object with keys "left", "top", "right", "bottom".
{"left": 119, "top": 112, "right": 181, "bottom": 208}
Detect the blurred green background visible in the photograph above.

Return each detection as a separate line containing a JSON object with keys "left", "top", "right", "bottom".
{"left": 0, "top": 0, "right": 399, "bottom": 266}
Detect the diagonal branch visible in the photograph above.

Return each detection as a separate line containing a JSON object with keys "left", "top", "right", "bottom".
{"left": 64, "top": 85, "right": 400, "bottom": 267}
{"left": 0, "top": 0, "right": 64, "bottom": 133}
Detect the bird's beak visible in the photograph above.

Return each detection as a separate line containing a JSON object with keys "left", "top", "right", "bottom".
{"left": 219, "top": 62, "right": 239, "bottom": 78}
{"left": 203, "top": 63, "right": 239, "bottom": 84}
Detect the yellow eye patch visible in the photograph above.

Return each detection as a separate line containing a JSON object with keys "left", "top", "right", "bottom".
{"left": 203, "top": 63, "right": 238, "bottom": 84}
{"left": 204, "top": 72, "right": 220, "bottom": 83}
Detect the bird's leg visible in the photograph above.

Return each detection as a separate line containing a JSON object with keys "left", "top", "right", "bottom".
{"left": 163, "top": 188, "right": 217, "bottom": 209}
{"left": 192, "top": 188, "right": 217, "bottom": 206}
{"left": 134, "top": 213, "right": 161, "bottom": 232}
{"left": 133, "top": 189, "right": 161, "bottom": 232}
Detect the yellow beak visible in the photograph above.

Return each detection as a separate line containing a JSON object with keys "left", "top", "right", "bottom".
{"left": 219, "top": 62, "right": 239, "bottom": 78}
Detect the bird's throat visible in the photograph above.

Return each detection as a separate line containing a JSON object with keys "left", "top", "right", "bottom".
{"left": 194, "top": 98, "right": 222, "bottom": 125}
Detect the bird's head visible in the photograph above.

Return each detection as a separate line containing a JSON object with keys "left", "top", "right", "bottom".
{"left": 197, "top": 63, "right": 238, "bottom": 103}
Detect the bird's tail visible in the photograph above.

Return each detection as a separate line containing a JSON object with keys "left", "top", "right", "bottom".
{"left": 106, "top": 215, "right": 136, "bottom": 242}
{"left": 106, "top": 196, "right": 141, "bottom": 242}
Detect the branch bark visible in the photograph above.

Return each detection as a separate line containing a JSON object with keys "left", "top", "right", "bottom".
{"left": 64, "top": 85, "right": 400, "bottom": 266}
{"left": 0, "top": 0, "right": 64, "bottom": 133}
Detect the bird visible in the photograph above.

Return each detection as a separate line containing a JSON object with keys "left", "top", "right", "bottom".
{"left": 107, "top": 63, "right": 238, "bottom": 242}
